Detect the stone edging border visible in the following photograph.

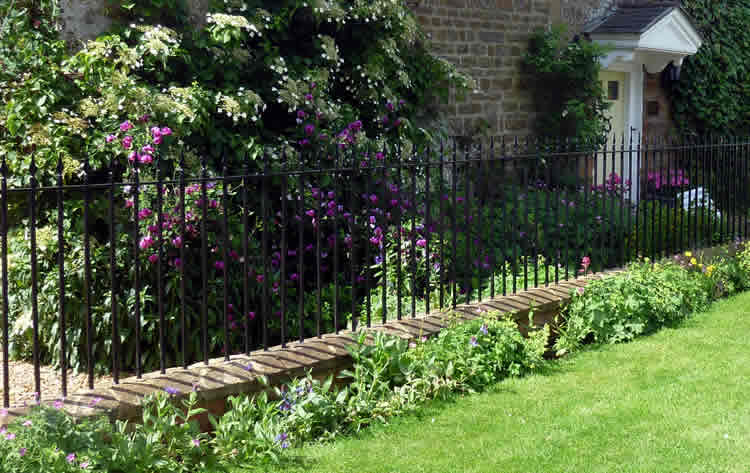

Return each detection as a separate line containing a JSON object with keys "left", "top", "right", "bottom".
{"left": 0, "top": 269, "right": 624, "bottom": 427}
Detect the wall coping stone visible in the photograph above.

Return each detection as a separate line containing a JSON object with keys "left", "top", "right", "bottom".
{"left": 0, "top": 269, "right": 625, "bottom": 427}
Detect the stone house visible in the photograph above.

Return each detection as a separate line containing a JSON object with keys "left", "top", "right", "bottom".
{"left": 409, "top": 0, "right": 703, "bottom": 141}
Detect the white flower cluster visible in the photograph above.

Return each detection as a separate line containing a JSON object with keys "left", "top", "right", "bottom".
{"left": 216, "top": 88, "right": 265, "bottom": 123}
{"left": 206, "top": 13, "right": 262, "bottom": 39}
{"left": 319, "top": 35, "right": 344, "bottom": 68}
{"left": 135, "top": 24, "right": 181, "bottom": 60}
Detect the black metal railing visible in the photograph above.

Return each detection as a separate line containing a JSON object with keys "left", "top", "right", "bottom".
{"left": 1, "top": 135, "right": 748, "bottom": 406}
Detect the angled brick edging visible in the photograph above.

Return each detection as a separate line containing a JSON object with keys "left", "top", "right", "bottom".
{"left": 0, "top": 269, "right": 623, "bottom": 428}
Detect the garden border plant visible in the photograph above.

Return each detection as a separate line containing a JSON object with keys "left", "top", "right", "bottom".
{"left": 2, "top": 240, "right": 750, "bottom": 471}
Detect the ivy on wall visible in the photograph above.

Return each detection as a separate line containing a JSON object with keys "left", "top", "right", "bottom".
{"left": 522, "top": 25, "right": 610, "bottom": 146}
{"left": 670, "top": 0, "right": 750, "bottom": 136}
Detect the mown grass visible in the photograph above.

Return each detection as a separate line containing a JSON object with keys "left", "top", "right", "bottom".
{"left": 251, "top": 291, "right": 750, "bottom": 473}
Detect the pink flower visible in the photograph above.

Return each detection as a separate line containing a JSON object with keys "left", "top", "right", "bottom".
{"left": 88, "top": 397, "right": 102, "bottom": 407}
{"left": 121, "top": 136, "right": 133, "bottom": 149}
{"left": 22, "top": 420, "right": 31, "bottom": 427}
{"left": 66, "top": 453, "right": 76, "bottom": 463}
{"left": 172, "top": 236, "right": 182, "bottom": 248}
{"left": 214, "top": 260, "right": 225, "bottom": 270}
{"left": 120, "top": 121, "right": 133, "bottom": 132}
{"left": 416, "top": 239, "right": 427, "bottom": 248}
{"left": 106, "top": 134, "right": 116, "bottom": 143}
{"left": 128, "top": 152, "right": 137, "bottom": 162}
{"left": 19, "top": 447, "right": 26, "bottom": 457}
{"left": 150, "top": 126, "right": 162, "bottom": 138}
{"left": 153, "top": 135, "right": 163, "bottom": 145}
{"left": 139, "top": 154, "right": 153, "bottom": 164}
{"left": 141, "top": 145, "right": 155, "bottom": 154}
{"left": 148, "top": 254, "right": 158, "bottom": 264}
{"left": 139, "top": 236, "right": 154, "bottom": 250}
{"left": 5, "top": 433, "right": 15, "bottom": 440}
{"left": 192, "top": 438, "right": 201, "bottom": 447}
{"left": 125, "top": 199, "right": 134, "bottom": 208}
{"left": 160, "top": 127, "right": 172, "bottom": 136}
{"left": 53, "top": 400, "right": 63, "bottom": 409}
{"left": 173, "top": 258, "right": 181, "bottom": 267}
{"left": 138, "top": 208, "right": 153, "bottom": 220}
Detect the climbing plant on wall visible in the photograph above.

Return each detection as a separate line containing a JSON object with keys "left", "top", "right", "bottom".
{"left": 669, "top": 0, "right": 750, "bottom": 136}
{"left": 522, "top": 25, "right": 611, "bottom": 147}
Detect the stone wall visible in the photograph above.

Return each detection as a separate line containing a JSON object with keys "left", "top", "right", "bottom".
{"left": 409, "top": 0, "right": 614, "bottom": 138}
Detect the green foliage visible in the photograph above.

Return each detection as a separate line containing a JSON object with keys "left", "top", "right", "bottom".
{"left": 0, "top": 313, "right": 546, "bottom": 471}
{"left": 555, "top": 244, "right": 750, "bottom": 356}
{"left": 671, "top": 0, "right": 750, "bottom": 135}
{"left": 523, "top": 25, "right": 610, "bottom": 145}
{"left": 626, "top": 200, "right": 721, "bottom": 259}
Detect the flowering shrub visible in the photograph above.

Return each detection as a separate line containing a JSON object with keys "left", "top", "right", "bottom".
{"left": 555, "top": 243, "right": 750, "bottom": 355}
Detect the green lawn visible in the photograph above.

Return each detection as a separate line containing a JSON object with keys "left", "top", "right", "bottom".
{"left": 256, "top": 291, "right": 750, "bottom": 473}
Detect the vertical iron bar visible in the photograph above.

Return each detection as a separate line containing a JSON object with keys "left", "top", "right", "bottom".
{"left": 179, "top": 151, "right": 187, "bottom": 366}
{"left": 464, "top": 144, "right": 471, "bottom": 303}
{"left": 316, "top": 156, "right": 322, "bottom": 336}
{"left": 0, "top": 154, "right": 7, "bottom": 407}
{"left": 396, "top": 145, "right": 403, "bottom": 320}
{"left": 297, "top": 169, "right": 305, "bottom": 341}
{"left": 156, "top": 152, "right": 166, "bottom": 373}
{"left": 488, "top": 138, "right": 496, "bottom": 297}
{"left": 241, "top": 152, "right": 250, "bottom": 352}
{"left": 425, "top": 146, "right": 432, "bottom": 315}
{"left": 439, "top": 141, "right": 445, "bottom": 309}
{"left": 411, "top": 148, "right": 417, "bottom": 318}
{"left": 28, "top": 151, "right": 42, "bottom": 397}
{"left": 132, "top": 151, "right": 142, "bottom": 377}
{"left": 280, "top": 152, "right": 288, "bottom": 345}
{"left": 452, "top": 141, "right": 458, "bottom": 307}
{"left": 222, "top": 156, "right": 230, "bottom": 359}
{"left": 477, "top": 142, "right": 485, "bottom": 296}
{"left": 331, "top": 148, "right": 338, "bottom": 334}
{"left": 200, "top": 155, "right": 208, "bottom": 362}
{"left": 261, "top": 151, "right": 270, "bottom": 347}
{"left": 349, "top": 150, "right": 358, "bottom": 332}
{"left": 512, "top": 138, "right": 519, "bottom": 294}
{"left": 381, "top": 147, "right": 388, "bottom": 325}
{"left": 82, "top": 155, "right": 93, "bottom": 388}
{"left": 501, "top": 137, "right": 507, "bottom": 296}
{"left": 109, "top": 155, "right": 119, "bottom": 383}
{"left": 365, "top": 153, "right": 372, "bottom": 327}
{"left": 56, "top": 157, "right": 67, "bottom": 397}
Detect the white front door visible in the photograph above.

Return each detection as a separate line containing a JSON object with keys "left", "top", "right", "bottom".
{"left": 597, "top": 70, "right": 628, "bottom": 186}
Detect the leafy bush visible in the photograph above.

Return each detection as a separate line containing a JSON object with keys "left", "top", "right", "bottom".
{"left": 555, "top": 259, "right": 711, "bottom": 355}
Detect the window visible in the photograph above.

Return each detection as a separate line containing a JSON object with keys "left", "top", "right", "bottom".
{"left": 607, "top": 81, "right": 619, "bottom": 100}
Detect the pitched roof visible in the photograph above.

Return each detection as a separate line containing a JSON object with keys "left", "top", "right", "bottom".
{"left": 588, "top": 4, "right": 676, "bottom": 35}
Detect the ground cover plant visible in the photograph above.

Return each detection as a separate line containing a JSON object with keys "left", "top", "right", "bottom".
{"left": 258, "top": 289, "right": 750, "bottom": 473}
{"left": 2, "top": 242, "right": 749, "bottom": 471}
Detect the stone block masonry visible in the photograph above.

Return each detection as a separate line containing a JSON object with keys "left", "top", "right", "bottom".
{"left": 409, "top": 0, "right": 615, "bottom": 138}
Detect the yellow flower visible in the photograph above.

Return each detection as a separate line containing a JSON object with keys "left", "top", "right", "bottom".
{"left": 685, "top": 251, "right": 692, "bottom": 258}
{"left": 690, "top": 257, "right": 698, "bottom": 266}
{"left": 644, "top": 257, "right": 650, "bottom": 263}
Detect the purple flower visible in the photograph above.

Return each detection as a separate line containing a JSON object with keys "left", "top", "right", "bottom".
{"left": 386, "top": 102, "right": 394, "bottom": 111}
{"left": 22, "top": 420, "right": 31, "bottom": 427}
{"left": 121, "top": 136, "right": 133, "bottom": 149}
{"left": 88, "top": 397, "right": 102, "bottom": 407}
{"left": 214, "top": 260, "right": 225, "bottom": 271}
{"left": 256, "top": 274, "right": 264, "bottom": 283}
{"left": 192, "top": 438, "right": 201, "bottom": 447}
{"left": 141, "top": 144, "right": 155, "bottom": 155}
{"left": 66, "top": 453, "right": 76, "bottom": 463}
{"left": 275, "top": 432, "right": 288, "bottom": 442}
{"left": 54, "top": 399, "right": 63, "bottom": 409}
{"left": 469, "top": 336, "right": 478, "bottom": 347}
{"left": 81, "top": 461, "right": 90, "bottom": 469}
{"left": 150, "top": 126, "right": 162, "bottom": 138}
{"left": 160, "top": 127, "right": 172, "bottom": 136}
{"left": 106, "top": 134, "right": 116, "bottom": 143}
{"left": 164, "top": 386, "right": 179, "bottom": 396}
{"left": 153, "top": 135, "right": 163, "bottom": 145}
{"left": 480, "top": 324, "right": 488, "bottom": 335}
{"left": 138, "top": 208, "right": 153, "bottom": 220}
{"left": 120, "top": 121, "right": 133, "bottom": 132}
{"left": 304, "top": 124, "right": 315, "bottom": 136}
{"left": 19, "top": 447, "right": 26, "bottom": 457}
{"left": 148, "top": 254, "right": 158, "bottom": 264}
{"left": 173, "top": 258, "right": 181, "bottom": 267}
{"left": 172, "top": 236, "right": 182, "bottom": 248}
{"left": 305, "top": 209, "right": 315, "bottom": 217}
{"left": 369, "top": 194, "right": 378, "bottom": 203}
{"left": 139, "top": 236, "right": 154, "bottom": 250}
{"left": 290, "top": 273, "right": 298, "bottom": 281}
{"left": 416, "top": 239, "right": 427, "bottom": 248}
{"left": 297, "top": 110, "right": 306, "bottom": 119}
{"left": 304, "top": 93, "right": 313, "bottom": 101}
{"left": 5, "top": 433, "right": 15, "bottom": 440}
